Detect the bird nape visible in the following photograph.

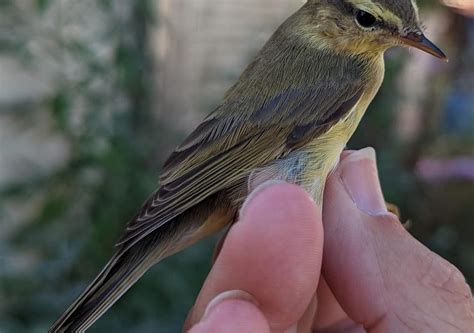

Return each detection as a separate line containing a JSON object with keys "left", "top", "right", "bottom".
{"left": 49, "top": 0, "right": 446, "bottom": 331}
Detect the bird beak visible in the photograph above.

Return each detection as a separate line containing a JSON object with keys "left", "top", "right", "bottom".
{"left": 400, "top": 32, "right": 448, "bottom": 62}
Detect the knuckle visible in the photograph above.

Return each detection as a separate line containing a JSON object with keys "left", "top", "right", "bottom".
{"left": 422, "top": 254, "right": 472, "bottom": 300}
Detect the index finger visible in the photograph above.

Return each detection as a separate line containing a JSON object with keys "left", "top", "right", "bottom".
{"left": 187, "top": 182, "right": 324, "bottom": 332}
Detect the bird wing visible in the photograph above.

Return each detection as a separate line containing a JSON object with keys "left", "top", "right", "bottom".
{"left": 116, "top": 80, "right": 364, "bottom": 251}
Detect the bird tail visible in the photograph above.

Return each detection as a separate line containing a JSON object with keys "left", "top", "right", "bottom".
{"left": 49, "top": 242, "right": 159, "bottom": 333}
{"left": 49, "top": 193, "right": 228, "bottom": 332}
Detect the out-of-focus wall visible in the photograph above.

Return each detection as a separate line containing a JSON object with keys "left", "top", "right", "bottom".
{"left": 152, "top": 0, "right": 303, "bottom": 132}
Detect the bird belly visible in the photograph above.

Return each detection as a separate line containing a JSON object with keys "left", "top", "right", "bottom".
{"left": 247, "top": 148, "right": 335, "bottom": 205}
{"left": 302, "top": 114, "right": 363, "bottom": 200}
{"left": 301, "top": 86, "right": 380, "bottom": 203}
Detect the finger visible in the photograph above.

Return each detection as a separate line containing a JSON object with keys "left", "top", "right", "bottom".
{"left": 188, "top": 295, "right": 270, "bottom": 333}
{"left": 297, "top": 292, "right": 318, "bottom": 333}
{"left": 212, "top": 227, "right": 231, "bottom": 264}
{"left": 187, "top": 182, "right": 324, "bottom": 332}
{"left": 322, "top": 148, "right": 474, "bottom": 332}
{"left": 313, "top": 278, "right": 362, "bottom": 332}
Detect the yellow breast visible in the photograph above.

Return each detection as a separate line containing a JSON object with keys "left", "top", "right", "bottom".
{"left": 300, "top": 55, "right": 385, "bottom": 203}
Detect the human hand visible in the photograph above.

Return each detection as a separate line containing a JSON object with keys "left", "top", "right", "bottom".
{"left": 184, "top": 148, "right": 474, "bottom": 333}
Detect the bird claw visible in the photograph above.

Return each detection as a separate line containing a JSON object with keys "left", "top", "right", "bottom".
{"left": 386, "top": 202, "right": 411, "bottom": 230}
{"left": 386, "top": 202, "right": 400, "bottom": 218}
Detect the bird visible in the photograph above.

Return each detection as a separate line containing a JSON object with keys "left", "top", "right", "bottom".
{"left": 50, "top": 0, "right": 447, "bottom": 331}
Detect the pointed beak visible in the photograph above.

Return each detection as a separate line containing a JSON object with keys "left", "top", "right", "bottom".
{"left": 400, "top": 32, "right": 448, "bottom": 62}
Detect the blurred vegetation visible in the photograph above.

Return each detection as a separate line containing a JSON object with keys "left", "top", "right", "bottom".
{"left": 0, "top": 1, "right": 472, "bottom": 333}
{"left": 0, "top": 1, "right": 214, "bottom": 332}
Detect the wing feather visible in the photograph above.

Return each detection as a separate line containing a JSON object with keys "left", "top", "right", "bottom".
{"left": 116, "top": 78, "right": 364, "bottom": 252}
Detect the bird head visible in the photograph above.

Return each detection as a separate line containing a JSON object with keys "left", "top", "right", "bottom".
{"left": 299, "top": 0, "right": 447, "bottom": 61}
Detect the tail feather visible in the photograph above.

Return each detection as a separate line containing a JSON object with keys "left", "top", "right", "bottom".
{"left": 49, "top": 248, "right": 155, "bottom": 333}
{"left": 50, "top": 194, "right": 228, "bottom": 332}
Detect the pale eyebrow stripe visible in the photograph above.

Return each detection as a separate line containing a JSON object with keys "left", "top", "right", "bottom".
{"left": 411, "top": 0, "right": 420, "bottom": 17}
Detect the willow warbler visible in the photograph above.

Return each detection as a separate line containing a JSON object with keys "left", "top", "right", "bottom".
{"left": 50, "top": 0, "right": 447, "bottom": 331}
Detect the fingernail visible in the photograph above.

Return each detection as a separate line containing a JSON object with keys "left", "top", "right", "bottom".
{"left": 340, "top": 147, "right": 387, "bottom": 215}
{"left": 203, "top": 290, "right": 258, "bottom": 320}
{"left": 240, "top": 180, "right": 288, "bottom": 218}
{"left": 283, "top": 323, "right": 298, "bottom": 333}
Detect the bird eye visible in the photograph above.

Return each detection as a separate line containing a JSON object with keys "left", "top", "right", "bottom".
{"left": 355, "top": 10, "right": 376, "bottom": 28}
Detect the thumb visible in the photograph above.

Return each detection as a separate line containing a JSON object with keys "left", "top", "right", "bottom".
{"left": 322, "top": 148, "right": 473, "bottom": 332}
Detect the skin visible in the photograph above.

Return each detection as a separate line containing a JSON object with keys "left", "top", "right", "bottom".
{"left": 185, "top": 149, "right": 474, "bottom": 333}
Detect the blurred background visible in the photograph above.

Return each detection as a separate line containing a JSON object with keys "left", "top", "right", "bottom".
{"left": 0, "top": 0, "right": 472, "bottom": 332}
